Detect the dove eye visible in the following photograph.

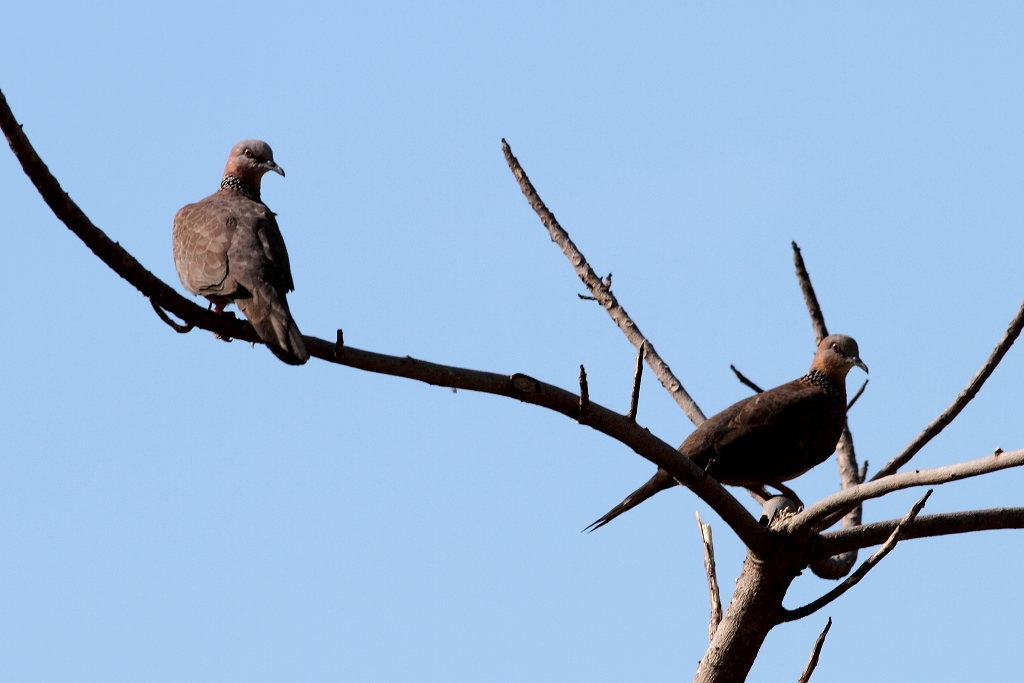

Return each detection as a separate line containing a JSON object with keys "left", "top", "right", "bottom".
{"left": 244, "top": 148, "right": 253, "bottom": 158}
{"left": 831, "top": 342, "right": 840, "bottom": 352}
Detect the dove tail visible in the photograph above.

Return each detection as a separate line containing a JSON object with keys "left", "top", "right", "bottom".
{"left": 237, "top": 291, "right": 309, "bottom": 366}
{"left": 583, "top": 469, "right": 678, "bottom": 533}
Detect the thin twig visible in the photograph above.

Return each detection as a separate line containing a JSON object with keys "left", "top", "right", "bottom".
{"left": 872, "top": 297, "right": 1024, "bottom": 480}
{"left": 0, "top": 98, "right": 771, "bottom": 556}
{"left": 627, "top": 342, "right": 645, "bottom": 421}
{"left": 334, "top": 329, "right": 345, "bottom": 360}
{"left": 815, "top": 506, "right": 1024, "bottom": 558}
{"left": 502, "top": 139, "right": 706, "bottom": 426}
{"left": 846, "top": 379, "right": 868, "bottom": 411}
{"left": 696, "top": 512, "right": 723, "bottom": 642}
{"left": 150, "top": 301, "right": 194, "bottom": 333}
{"left": 787, "top": 448, "right": 1024, "bottom": 533}
{"left": 578, "top": 364, "right": 590, "bottom": 422}
{"left": 792, "top": 241, "right": 828, "bottom": 344}
{"left": 781, "top": 490, "right": 932, "bottom": 622}
{"left": 796, "top": 618, "right": 832, "bottom": 683}
{"left": 729, "top": 364, "right": 764, "bottom": 393}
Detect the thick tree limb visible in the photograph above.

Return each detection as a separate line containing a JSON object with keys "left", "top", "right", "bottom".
{"left": 871, "top": 297, "right": 1024, "bottom": 480}
{"left": 787, "top": 449, "right": 1024, "bottom": 533}
{"left": 502, "top": 139, "right": 707, "bottom": 426}
{"left": 796, "top": 618, "right": 832, "bottom": 683}
{"left": 1, "top": 91, "right": 773, "bottom": 557}
{"left": 815, "top": 507, "right": 1024, "bottom": 559}
{"left": 781, "top": 490, "right": 931, "bottom": 622}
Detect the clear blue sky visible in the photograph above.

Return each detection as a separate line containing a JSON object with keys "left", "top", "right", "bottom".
{"left": 2, "top": 2, "right": 1022, "bottom": 681}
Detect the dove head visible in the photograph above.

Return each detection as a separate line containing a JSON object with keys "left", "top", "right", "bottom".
{"left": 810, "top": 334, "right": 868, "bottom": 384}
{"left": 223, "top": 139, "right": 285, "bottom": 193}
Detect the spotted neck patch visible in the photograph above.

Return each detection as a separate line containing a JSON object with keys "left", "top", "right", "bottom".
{"left": 801, "top": 369, "right": 844, "bottom": 401}
{"left": 220, "top": 174, "right": 260, "bottom": 202}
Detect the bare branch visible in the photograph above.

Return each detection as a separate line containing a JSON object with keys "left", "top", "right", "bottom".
{"left": 846, "top": 379, "right": 868, "bottom": 411}
{"left": 729, "top": 364, "right": 764, "bottom": 394}
{"left": 1, "top": 98, "right": 771, "bottom": 556}
{"left": 502, "top": 139, "right": 706, "bottom": 426}
{"left": 872, "top": 297, "right": 1024, "bottom": 480}
{"left": 626, "top": 342, "right": 644, "bottom": 421}
{"left": 787, "top": 449, "right": 1024, "bottom": 533}
{"left": 809, "top": 426, "right": 862, "bottom": 579}
{"left": 151, "top": 301, "right": 194, "bottom": 334}
{"left": 781, "top": 490, "right": 932, "bottom": 622}
{"left": 0, "top": 90, "right": 259, "bottom": 346}
{"left": 791, "top": 242, "right": 828, "bottom": 344}
{"left": 815, "top": 507, "right": 1024, "bottom": 559}
{"left": 796, "top": 618, "right": 832, "bottom": 683}
{"left": 578, "top": 364, "right": 590, "bottom": 423}
{"left": 696, "top": 512, "right": 723, "bottom": 642}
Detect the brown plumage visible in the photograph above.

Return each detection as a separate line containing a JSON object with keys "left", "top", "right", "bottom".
{"left": 585, "top": 334, "right": 867, "bottom": 532}
{"left": 173, "top": 139, "right": 308, "bottom": 365}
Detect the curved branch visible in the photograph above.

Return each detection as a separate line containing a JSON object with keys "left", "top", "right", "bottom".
{"left": 787, "top": 448, "right": 1024, "bottom": 533}
{"left": 502, "top": 139, "right": 706, "bottom": 426}
{"left": 781, "top": 490, "right": 931, "bottom": 623}
{"left": 1, "top": 91, "right": 772, "bottom": 556}
{"left": 814, "top": 506, "right": 1024, "bottom": 559}
{"left": 872, "top": 297, "right": 1024, "bottom": 480}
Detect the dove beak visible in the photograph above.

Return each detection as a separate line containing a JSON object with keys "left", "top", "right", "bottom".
{"left": 266, "top": 160, "right": 285, "bottom": 177}
{"left": 852, "top": 357, "right": 868, "bottom": 374}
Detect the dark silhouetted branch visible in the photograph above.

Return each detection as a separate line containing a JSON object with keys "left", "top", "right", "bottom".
{"left": 782, "top": 490, "right": 931, "bottom": 622}
{"left": 626, "top": 342, "right": 645, "bottom": 421}
{"left": 796, "top": 618, "right": 832, "bottom": 683}
{"left": 792, "top": 242, "right": 828, "bottom": 345}
{"left": 846, "top": 379, "right": 868, "bottom": 411}
{"left": 730, "top": 364, "right": 764, "bottom": 394}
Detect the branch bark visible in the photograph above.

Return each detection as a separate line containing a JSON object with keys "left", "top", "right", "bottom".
{"left": 787, "top": 449, "right": 1024, "bottom": 533}
{"left": 872, "top": 297, "right": 1024, "bottom": 479}
{"left": 815, "top": 506, "right": 1024, "bottom": 558}
{"left": 1, "top": 91, "right": 772, "bottom": 557}
{"left": 502, "top": 139, "right": 707, "bottom": 426}
{"left": 796, "top": 618, "right": 832, "bottom": 683}
{"left": 696, "top": 512, "right": 723, "bottom": 643}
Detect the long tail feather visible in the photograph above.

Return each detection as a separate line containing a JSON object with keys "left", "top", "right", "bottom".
{"left": 583, "top": 469, "right": 677, "bottom": 532}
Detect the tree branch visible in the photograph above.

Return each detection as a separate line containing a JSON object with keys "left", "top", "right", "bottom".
{"left": 502, "top": 139, "right": 707, "bottom": 426}
{"left": 791, "top": 242, "right": 828, "bottom": 345}
{"left": 626, "top": 342, "right": 644, "bottom": 421}
{"left": 696, "top": 512, "right": 723, "bottom": 642}
{"left": 1, "top": 91, "right": 773, "bottom": 556}
{"left": 729, "top": 364, "right": 764, "bottom": 394}
{"left": 787, "top": 449, "right": 1024, "bottom": 533}
{"left": 796, "top": 618, "right": 832, "bottom": 683}
{"left": 815, "top": 506, "right": 1024, "bottom": 559}
{"left": 781, "top": 490, "right": 931, "bottom": 622}
{"left": 872, "top": 297, "right": 1024, "bottom": 480}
